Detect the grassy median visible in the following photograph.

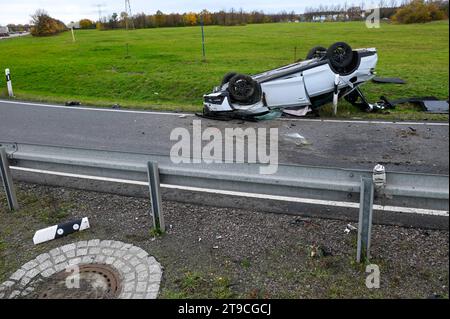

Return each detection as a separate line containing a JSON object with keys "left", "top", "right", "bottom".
{"left": 0, "top": 21, "right": 448, "bottom": 119}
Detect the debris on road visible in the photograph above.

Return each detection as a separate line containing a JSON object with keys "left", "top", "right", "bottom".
{"left": 283, "top": 133, "right": 311, "bottom": 146}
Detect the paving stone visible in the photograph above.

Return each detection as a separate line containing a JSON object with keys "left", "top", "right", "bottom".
{"left": 22, "top": 260, "right": 38, "bottom": 271}
{"left": 129, "top": 257, "right": 141, "bottom": 267}
{"left": 10, "top": 269, "right": 26, "bottom": 281}
{"left": 123, "top": 282, "right": 135, "bottom": 292}
{"left": 41, "top": 267, "right": 56, "bottom": 278}
{"left": 68, "top": 257, "right": 82, "bottom": 266}
{"left": 137, "top": 251, "right": 148, "bottom": 259}
{"left": 87, "top": 239, "right": 100, "bottom": 247}
{"left": 113, "top": 250, "right": 126, "bottom": 258}
{"left": 89, "top": 247, "right": 101, "bottom": 255}
{"left": 54, "top": 262, "right": 69, "bottom": 273}
{"left": 61, "top": 243, "right": 76, "bottom": 253}
{"left": 100, "top": 240, "right": 112, "bottom": 247}
{"left": 137, "top": 272, "right": 149, "bottom": 281}
{"left": 49, "top": 247, "right": 61, "bottom": 257}
{"left": 76, "top": 248, "right": 88, "bottom": 257}
{"left": 135, "top": 264, "right": 147, "bottom": 273}
{"left": 136, "top": 281, "right": 148, "bottom": 293}
{"left": 26, "top": 268, "right": 40, "bottom": 280}
{"left": 77, "top": 241, "right": 88, "bottom": 248}
{"left": 82, "top": 255, "right": 96, "bottom": 264}
{"left": 111, "top": 241, "right": 124, "bottom": 249}
{"left": 65, "top": 249, "right": 76, "bottom": 258}
{"left": 36, "top": 253, "right": 51, "bottom": 263}
{"left": 145, "top": 291, "right": 159, "bottom": 299}
{"left": 102, "top": 248, "right": 114, "bottom": 256}
{"left": 53, "top": 254, "right": 66, "bottom": 264}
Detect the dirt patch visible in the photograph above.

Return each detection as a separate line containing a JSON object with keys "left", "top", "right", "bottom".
{"left": 0, "top": 183, "right": 448, "bottom": 299}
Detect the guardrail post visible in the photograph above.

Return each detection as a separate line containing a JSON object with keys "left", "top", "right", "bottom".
{"left": 147, "top": 161, "right": 165, "bottom": 232}
{"left": 0, "top": 147, "right": 19, "bottom": 211}
{"left": 356, "top": 177, "right": 374, "bottom": 263}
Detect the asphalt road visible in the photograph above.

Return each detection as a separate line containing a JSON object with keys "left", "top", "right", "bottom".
{"left": 0, "top": 99, "right": 448, "bottom": 174}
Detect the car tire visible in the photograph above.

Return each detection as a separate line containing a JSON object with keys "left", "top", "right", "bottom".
{"left": 306, "top": 46, "right": 327, "bottom": 60}
{"left": 228, "top": 74, "right": 261, "bottom": 104}
{"left": 327, "top": 42, "right": 353, "bottom": 69}
{"left": 221, "top": 72, "right": 237, "bottom": 85}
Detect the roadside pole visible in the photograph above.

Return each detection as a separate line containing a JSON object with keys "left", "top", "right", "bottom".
{"left": 147, "top": 161, "right": 165, "bottom": 232}
{"left": 71, "top": 27, "right": 76, "bottom": 42}
{"left": 0, "top": 147, "right": 19, "bottom": 211}
{"left": 5, "top": 69, "right": 14, "bottom": 97}
{"left": 200, "top": 15, "right": 206, "bottom": 62}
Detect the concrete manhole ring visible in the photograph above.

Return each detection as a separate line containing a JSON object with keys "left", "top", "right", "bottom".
{"left": 0, "top": 240, "right": 162, "bottom": 299}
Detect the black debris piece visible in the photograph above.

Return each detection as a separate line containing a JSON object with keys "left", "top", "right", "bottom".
{"left": 379, "top": 96, "right": 448, "bottom": 113}
{"left": 65, "top": 101, "right": 81, "bottom": 106}
{"left": 372, "top": 77, "right": 406, "bottom": 84}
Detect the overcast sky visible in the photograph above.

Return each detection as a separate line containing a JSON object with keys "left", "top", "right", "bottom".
{"left": 0, "top": 0, "right": 377, "bottom": 25}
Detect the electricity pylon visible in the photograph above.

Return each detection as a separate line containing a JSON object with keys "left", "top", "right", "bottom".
{"left": 125, "top": 0, "right": 135, "bottom": 30}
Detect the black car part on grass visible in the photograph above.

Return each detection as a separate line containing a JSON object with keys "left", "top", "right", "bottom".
{"left": 379, "top": 96, "right": 449, "bottom": 113}
{"left": 372, "top": 77, "right": 407, "bottom": 84}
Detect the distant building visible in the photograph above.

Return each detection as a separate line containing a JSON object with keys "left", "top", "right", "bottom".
{"left": 0, "top": 26, "right": 9, "bottom": 35}
{"left": 67, "top": 21, "right": 80, "bottom": 29}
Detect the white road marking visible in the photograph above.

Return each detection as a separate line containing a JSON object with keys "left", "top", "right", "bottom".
{"left": 0, "top": 100, "right": 194, "bottom": 116}
{"left": 10, "top": 166, "right": 449, "bottom": 217}
{"left": 1, "top": 100, "right": 447, "bottom": 126}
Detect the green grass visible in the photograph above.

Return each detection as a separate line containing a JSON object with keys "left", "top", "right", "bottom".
{"left": 0, "top": 21, "right": 448, "bottom": 119}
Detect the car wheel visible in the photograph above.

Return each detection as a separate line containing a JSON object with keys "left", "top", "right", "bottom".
{"left": 306, "top": 46, "right": 327, "bottom": 60}
{"left": 221, "top": 72, "right": 237, "bottom": 85}
{"left": 327, "top": 42, "right": 353, "bottom": 69}
{"left": 228, "top": 74, "right": 261, "bottom": 103}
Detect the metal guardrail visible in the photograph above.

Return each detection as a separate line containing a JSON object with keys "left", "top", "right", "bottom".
{"left": 1, "top": 142, "right": 449, "bottom": 261}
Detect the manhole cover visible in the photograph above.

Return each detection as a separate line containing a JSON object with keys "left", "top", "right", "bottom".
{"left": 32, "top": 264, "right": 122, "bottom": 299}
{"left": 1, "top": 240, "right": 162, "bottom": 299}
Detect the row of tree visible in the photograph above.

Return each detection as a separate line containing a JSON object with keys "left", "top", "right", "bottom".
{"left": 89, "top": 9, "right": 300, "bottom": 30}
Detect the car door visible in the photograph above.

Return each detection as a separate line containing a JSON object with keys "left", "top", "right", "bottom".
{"left": 260, "top": 74, "right": 310, "bottom": 107}
{"left": 302, "top": 63, "right": 336, "bottom": 97}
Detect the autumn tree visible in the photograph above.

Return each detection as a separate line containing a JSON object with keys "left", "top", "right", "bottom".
{"left": 79, "top": 19, "right": 94, "bottom": 29}
{"left": 30, "top": 9, "right": 66, "bottom": 36}
{"left": 184, "top": 12, "right": 197, "bottom": 25}
{"left": 392, "top": 0, "right": 447, "bottom": 23}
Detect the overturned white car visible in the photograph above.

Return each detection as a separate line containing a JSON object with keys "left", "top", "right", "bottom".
{"left": 202, "top": 42, "right": 380, "bottom": 120}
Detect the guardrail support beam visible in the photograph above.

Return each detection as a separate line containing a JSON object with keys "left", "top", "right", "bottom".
{"left": 147, "top": 161, "right": 165, "bottom": 232}
{"left": 357, "top": 177, "right": 374, "bottom": 263}
{"left": 0, "top": 147, "right": 19, "bottom": 211}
